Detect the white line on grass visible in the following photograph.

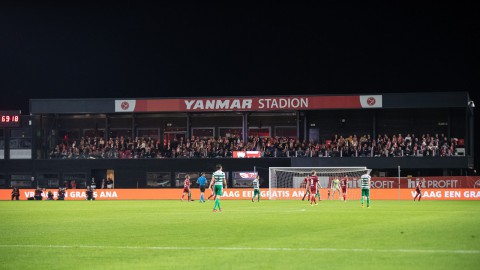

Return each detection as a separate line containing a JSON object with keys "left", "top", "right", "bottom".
{"left": 0, "top": 244, "right": 478, "bottom": 254}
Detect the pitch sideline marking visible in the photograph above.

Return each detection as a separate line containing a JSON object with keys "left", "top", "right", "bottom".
{"left": 0, "top": 244, "right": 478, "bottom": 254}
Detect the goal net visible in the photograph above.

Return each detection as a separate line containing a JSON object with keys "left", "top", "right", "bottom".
{"left": 268, "top": 167, "right": 371, "bottom": 200}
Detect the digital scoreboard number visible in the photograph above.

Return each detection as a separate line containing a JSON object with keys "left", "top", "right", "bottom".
{"left": 0, "top": 110, "right": 21, "bottom": 128}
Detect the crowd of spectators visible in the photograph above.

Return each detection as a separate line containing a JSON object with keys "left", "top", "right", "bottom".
{"left": 48, "top": 133, "right": 464, "bottom": 159}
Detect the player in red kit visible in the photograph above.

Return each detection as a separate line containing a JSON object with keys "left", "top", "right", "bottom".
{"left": 340, "top": 175, "right": 348, "bottom": 202}
{"left": 181, "top": 175, "right": 191, "bottom": 202}
{"left": 301, "top": 175, "right": 311, "bottom": 201}
{"left": 309, "top": 170, "right": 319, "bottom": 206}
{"left": 207, "top": 184, "right": 216, "bottom": 201}
{"left": 414, "top": 178, "right": 425, "bottom": 202}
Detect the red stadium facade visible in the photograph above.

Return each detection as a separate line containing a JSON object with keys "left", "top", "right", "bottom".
{"left": 113, "top": 95, "right": 383, "bottom": 112}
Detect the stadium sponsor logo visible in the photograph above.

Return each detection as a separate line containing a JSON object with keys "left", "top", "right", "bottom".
{"left": 410, "top": 191, "right": 442, "bottom": 198}
{"left": 183, "top": 97, "right": 309, "bottom": 111}
{"left": 367, "top": 177, "right": 473, "bottom": 189}
{"left": 236, "top": 151, "right": 245, "bottom": 158}
{"left": 257, "top": 98, "right": 308, "bottom": 109}
{"left": 239, "top": 172, "right": 257, "bottom": 179}
{"left": 367, "top": 97, "right": 376, "bottom": 106}
{"left": 184, "top": 99, "right": 253, "bottom": 110}
{"left": 360, "top": 95, "right": 382, "bottom": 108}
{"left": 475, "top": 180, "right": 480, "bottom": 188}
{"left": 23, "top": 191, "right": 118, "bottom": 199}
{"left": 233, "top": 151, "right": 261, "bottom": 158}
{"left": 6, "top": 187, "right": 479, "bottom": 200}
{"left": 410, "top": 190, "right": 480, "bottom": 198}
{"left": 407, "top": 179, "right": 458, "bottom": 188}
{"left": 348, "top": 179, "right": 395, "bottom": 188}
{"left": 464, "top": 190, "right": 480, "bottom": 198}
{"left": 115, "top": 100, "right": 136, "bottom": 112}
{"left": 220, "top": 190, "right": 293, "bottom": 198}
{"left": 347, "top": 177, "right": 476, "bottom": 189}
{"left": 370, "top": 180, "right": 395, "bottom": 188}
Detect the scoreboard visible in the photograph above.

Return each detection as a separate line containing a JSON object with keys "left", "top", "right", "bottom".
{"left": 0, "top": 110, "right": 21, "bottom": 128}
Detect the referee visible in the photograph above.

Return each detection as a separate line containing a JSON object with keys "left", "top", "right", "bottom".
{"left": 197, "top": 172, "right": 207, "bottom": 203}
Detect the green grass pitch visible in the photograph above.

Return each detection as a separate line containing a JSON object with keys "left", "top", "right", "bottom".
{"left": 1, "top": 199, "right": 479, "bottom": 270}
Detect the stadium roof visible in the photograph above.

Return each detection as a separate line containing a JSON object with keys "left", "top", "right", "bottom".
{"left": 30, "top": 91, "right": 471, "bottom": 114}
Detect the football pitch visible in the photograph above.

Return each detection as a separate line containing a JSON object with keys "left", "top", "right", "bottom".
{"left": 1, "top": 199, "right": 479, "bottom": 270}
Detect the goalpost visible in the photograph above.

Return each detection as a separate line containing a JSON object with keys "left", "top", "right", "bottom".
{"left": 268, "top": 167, "right": 371, "bottom": 200}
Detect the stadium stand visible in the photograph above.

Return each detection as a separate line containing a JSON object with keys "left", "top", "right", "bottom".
{"left": 47, "top": 133, "right": 463, "bottom": 159}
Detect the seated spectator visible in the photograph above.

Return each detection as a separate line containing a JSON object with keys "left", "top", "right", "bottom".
{"left": 47, "top": 133, "right": 462, "bottom": 159}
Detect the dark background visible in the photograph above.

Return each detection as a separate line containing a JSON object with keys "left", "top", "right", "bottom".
{"left": 0, "top": 2, "right": 478, "bottom": 168}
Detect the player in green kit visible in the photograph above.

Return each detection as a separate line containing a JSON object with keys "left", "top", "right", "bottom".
{"left": 315, "top": 180, "right": 322, "bottom": 201}
{"left": 360, "top": 171, "right": 371, "bottom": 208}
{"left": 252, "top": 174, "right": 261, "bottom": 202}
{"left": 209, "top": 164, "right": 227, "bottom": 212}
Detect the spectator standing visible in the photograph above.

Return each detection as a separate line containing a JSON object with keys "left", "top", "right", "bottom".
{"left": 106, "top": 178, "right": 114, "bottom": 189}
{"left": 91, "top": 177, "right": 96, "bottom": 189}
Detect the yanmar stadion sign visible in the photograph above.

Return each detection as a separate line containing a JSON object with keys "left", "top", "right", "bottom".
{"left": 115, "top": 95, "right": 383, "bottom": 112}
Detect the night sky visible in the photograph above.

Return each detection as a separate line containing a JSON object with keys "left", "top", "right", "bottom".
{"left": 1, "top": 2, "right": 478, "bottom": 111}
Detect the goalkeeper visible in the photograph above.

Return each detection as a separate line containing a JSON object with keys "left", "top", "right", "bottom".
{"left": 330, "top": 177, "right": 341, "bottom": 200}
